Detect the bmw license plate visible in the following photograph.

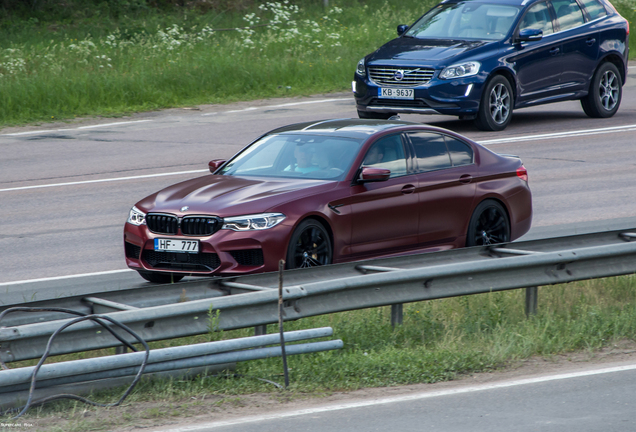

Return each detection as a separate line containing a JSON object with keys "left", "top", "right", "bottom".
{"left": 378, "top": 88, "right": 414, "bottom": 99}
{"left": 154, "top": 238, "right": 199, "bottom": 253}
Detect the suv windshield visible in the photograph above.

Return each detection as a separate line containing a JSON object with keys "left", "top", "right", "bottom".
{"left": 405, "top": 2, "right": 520, "bottom": 41}
{"left": 218, "top": 134, "right": 363, "bottom": 180}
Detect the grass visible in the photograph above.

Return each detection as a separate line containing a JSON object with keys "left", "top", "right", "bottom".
{"left": 4, "top": 275, "right": 636, "bottom": 430}
{"left": 0, "top": 0, "right": 633, "bottom": 128}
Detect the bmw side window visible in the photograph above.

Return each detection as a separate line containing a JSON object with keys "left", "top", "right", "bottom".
{"left": 551, "top": 0, "right": 586, "bottom": 31}
{"left": 519, "top": 2, "right": 554, "bottom": 36}
{"left": 578, "top": 0, "right": 607, "bottom": 20}
{"left": 361, "top": 135, "right": 408, "bottom": 178}
{"left": 445, "top": 137, "right": 474, "bottom": 166}
{"left": 408, "top": 133, "right": 452, "bottom": 172}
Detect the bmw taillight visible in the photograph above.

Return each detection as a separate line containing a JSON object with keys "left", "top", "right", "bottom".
{"left": 517, "top": 166, "right": 528, "bottom": 183}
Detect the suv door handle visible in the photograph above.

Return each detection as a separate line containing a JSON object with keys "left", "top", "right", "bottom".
{"left": 401, "top": 184, "right": 416, "bottom": 195}
{"left": 459, "top": 174, "right": 473, "bottom": 184}
{"left": 549, "top": 47, "right": 560, "bottom": 55}
{"left": 586, "top": 38, "right": 596, "bottom": 46}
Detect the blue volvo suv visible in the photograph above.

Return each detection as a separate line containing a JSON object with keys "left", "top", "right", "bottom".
{"left": 353, "top": 0, "right": 629, "bottom": 131}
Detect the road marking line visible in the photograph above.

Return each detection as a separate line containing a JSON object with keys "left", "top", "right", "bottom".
{"left": 0, "top": 269, "right": 133, "bottom": 287}
{"left": 201, "top": 98, "right": 351, "bottom": 116}
{"left": 155, "top": 363, "right": 636, "bottom": 431}
{"left": 1, "top": 120, "right": 153, "bottom": 136}
{"left": 479, "top": 124, "right": 636, "bottom": 145}
{"left": 0, "top": 169, "right": 208, "bottom": 193}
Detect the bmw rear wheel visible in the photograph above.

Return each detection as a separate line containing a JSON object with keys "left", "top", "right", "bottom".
{"left": 466, "top": 200, "right": 510, "bottom": 246}
{"left": 581, "top": 62, "right": 622, "bottom": 118}
{"left": 286, "top": 219, "right": 333, "bottom": 269}
{"left": 138, "top": 270, "right": 184, "bottom": 284}
{"left": 475, "top": 75, "right": 513, "bottom": 131}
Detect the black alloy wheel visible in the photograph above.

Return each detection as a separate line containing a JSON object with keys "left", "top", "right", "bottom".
{"left": 466, "top": 200, "right": 510, "bottom": 246}
{"left": 357, "top": 109, "right": 396, "bottom": 120}
{"left": 138, "top": 270, "right": 184, "bottom": 284}
{"left": 581, "top": 62, "right": 622, "bottom": 118}
{"left": 475, "top": 75, "right": 513, "bottom": 131}
{"left": 286, "top": 219, "right": 333, "bottom": 269}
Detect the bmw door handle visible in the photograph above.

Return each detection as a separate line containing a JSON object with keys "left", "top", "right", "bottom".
{"left": 459, "top": 174, "right": 473, "bottom": 184}
{"left": 401, "top": 184, "right": 416, "bottom": 195}
{"left": 549, "top": 47, "right": 560, "bottom": 55}
{"left": 586, "top": 38, "right": 596, "bottom": 46}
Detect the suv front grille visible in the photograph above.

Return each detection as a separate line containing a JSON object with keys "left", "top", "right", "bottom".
{"left": 369, "top": 66, "right": 435, "bottom": 87}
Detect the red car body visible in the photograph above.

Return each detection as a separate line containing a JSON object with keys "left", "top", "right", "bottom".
{"left": 124, "top": 119, "right": 532, "bottom": 282}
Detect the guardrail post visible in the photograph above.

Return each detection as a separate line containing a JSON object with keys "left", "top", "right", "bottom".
{"left": 391, "top": 304, "right": 403, "bottom": 327}
{"left": 254, "top": 325, "right": 267, "bottom": 335}
{"left": 525, "top": 287, "right": 538, "bottom": 317}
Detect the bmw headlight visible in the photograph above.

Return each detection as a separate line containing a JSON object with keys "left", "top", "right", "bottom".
{"left": 127, "top": 206, "right": 146, "bottom": 226}
{"left": 222, "top": 213, "right": 286, "bottom": 231}
{"left": 356, "top": 58, "right": 366, "bottom": 77}
{"left": 439, "top": 61, "right": 481, "bottom": 79}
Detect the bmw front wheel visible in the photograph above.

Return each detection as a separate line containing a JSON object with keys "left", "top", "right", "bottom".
{"left": 286, "top": 219, "right": 333, "bottom": 269}
{"left": 475, "top": 75, "right": 513, "bottom": 131}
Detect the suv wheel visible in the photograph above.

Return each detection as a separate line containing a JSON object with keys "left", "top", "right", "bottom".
{"left": 581, "top": 62, "right": 622, "bottom": 118}
{"left": 475, "top": 75, "right": 513, "bottom": 131}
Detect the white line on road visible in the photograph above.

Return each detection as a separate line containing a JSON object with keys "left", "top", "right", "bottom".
{"left": 1, "top": 119, "right": 153, "bottom": 136}
{"left": 0, "top": 169, "right": 208, "bottom": 193}
{"left": 201, "top": 98, "right": 351, "bottom": 116}
{"left": 0, "top": 269, "right": 133, "bottom": 287}
{"left": 479, "top": 124, "right": 636, "bottom": 145}
{"left": 154, "top": 363, "right": 636, "bottom": 431}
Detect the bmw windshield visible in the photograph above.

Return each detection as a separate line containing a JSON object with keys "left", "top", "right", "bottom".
{"left": 218, "top": 134, "right": 364, "bottom": 180}
{"left": 405, "top": 2, "right": 521, "bottom": 41}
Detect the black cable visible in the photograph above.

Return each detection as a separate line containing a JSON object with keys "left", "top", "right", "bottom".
{"left": 0, "top": 309, "right": 150, "bottom": 419}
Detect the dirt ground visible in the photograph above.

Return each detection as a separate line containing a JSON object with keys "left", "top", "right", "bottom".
{"left": 6, "top": 340, "right": 636, "bottom": 432}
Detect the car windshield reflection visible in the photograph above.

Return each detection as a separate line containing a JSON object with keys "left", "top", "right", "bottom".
{"left": 406, "top": 2, "right": 520, "bottom": 41}
{"left": 218, "top": 134, "right": 363, "bottom": 180}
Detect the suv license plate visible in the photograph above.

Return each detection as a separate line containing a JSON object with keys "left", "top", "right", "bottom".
{"left": 378, "top": 88, "right": 414, "bottom": 99}
{"left": 154, "top": 238, "right": 199, "bottom": 253}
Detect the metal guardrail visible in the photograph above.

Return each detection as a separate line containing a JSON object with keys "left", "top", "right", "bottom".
{"left": 1, "top": 228, "right": 635, "bottom": 364}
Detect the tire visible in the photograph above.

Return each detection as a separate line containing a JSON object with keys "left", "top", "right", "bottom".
{"left": 357, "top": 109, "right": 395, "bottom": 120}
{"left": 138, "top": 270, "right": 184, "bottom": 284}
{"left": 286, "top": 219, "right": 333, "bottom": 269}
{"left": 581, "top": 62, "right": 622, "bottom": 118}
{"left": 466, "top": 200, "right": 510, "bottom": 246}
{"left": 474, "top": 75, "right": 513, "bottom": 131}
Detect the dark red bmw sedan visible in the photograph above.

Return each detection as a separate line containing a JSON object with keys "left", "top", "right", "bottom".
{"left": 124, "top": 119, "right": 532, "bottom": 283}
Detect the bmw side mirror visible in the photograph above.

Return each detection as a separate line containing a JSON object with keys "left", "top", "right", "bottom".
{"left": 397, "top": 24, "right": 409, "bottom": 36}
{"left": 517, "top": 28, "right": 543, "bottom": 43}
{"left": 208, "top": 159, "right": 226, "bottom": 173}
{"left": 359, "top": 167, "right": 391, "bottom": 183}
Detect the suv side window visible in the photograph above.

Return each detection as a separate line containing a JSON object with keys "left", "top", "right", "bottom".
{"left": 408, "top": 132, "right": 452, "bottom": 172}
{"left": 551, "top": 0, "right": 586, "bottom": 31}
{"left": 578, "top": 0, "right": 607, "bottom": 20}
{"left": 362, "top": 134, "right": 408, "bottom": 178}
{"left": 519, "top": 1, "right": 554, "bottom": 35}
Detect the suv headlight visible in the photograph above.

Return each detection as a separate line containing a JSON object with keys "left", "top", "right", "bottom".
{"left": 439, "top": 61, "right": 481, "bottom": 79}
{"left": 127, "top": 206, "right": 146, "bottom": 226}
{"left": 356, "top": 58, "right": 366, "bottom": 77}
{"left": 222, "top": 213, "right": 286, "bottom": 231}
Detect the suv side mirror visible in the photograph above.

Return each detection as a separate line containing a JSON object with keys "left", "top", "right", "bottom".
{"left": 208, "top": 159, "right": 226, "bottom": 173}
{"left": 359, "top": 167, "right": 391, "bottom": 183}
{"left": 517, "top": 28, "right": 543, "bottom": 42}
{"left": 397, "top": 24, "right": 409, "bottom": 36}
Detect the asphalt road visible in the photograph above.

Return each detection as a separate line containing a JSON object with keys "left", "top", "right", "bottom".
{"left": 151, "top": 361, "right": 636, "bottom": 432}
{"left": 0, "top": 66, "right": 635, "bottom": 284}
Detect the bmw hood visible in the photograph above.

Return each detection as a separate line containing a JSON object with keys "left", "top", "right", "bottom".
{"left": 368, "top": 37, "right": 489, "bottom": 64}
{"left": 136, "top": 175, "right": 337, "bottom": 217}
